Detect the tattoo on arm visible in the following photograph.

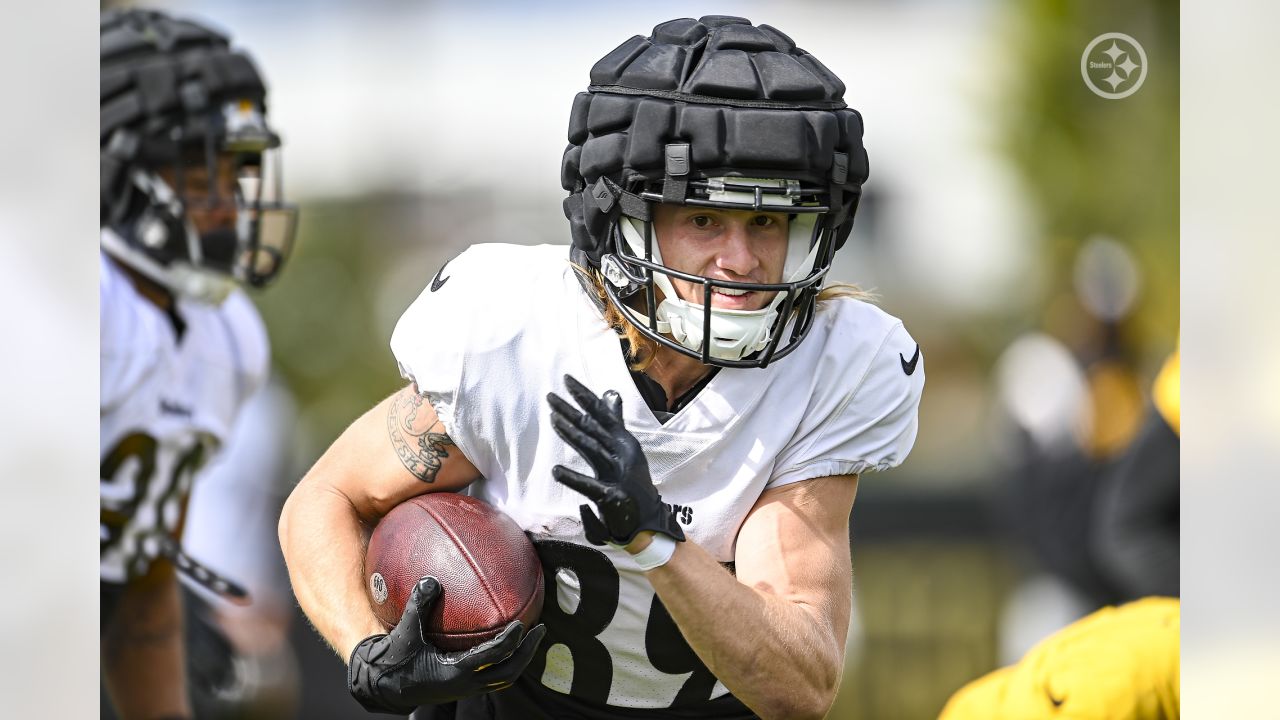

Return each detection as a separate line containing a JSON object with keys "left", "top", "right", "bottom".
{"left": 387, "top": 387, "right": 455, "bottom": 483}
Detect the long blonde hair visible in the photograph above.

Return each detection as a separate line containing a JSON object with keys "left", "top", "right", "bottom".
{"left": 575, "top": 264, "right": 875, "bottom": 371}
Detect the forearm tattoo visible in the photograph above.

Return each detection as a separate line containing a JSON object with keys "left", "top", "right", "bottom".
{"left": 387, "top": 386, "right": 455, "bottom": 483}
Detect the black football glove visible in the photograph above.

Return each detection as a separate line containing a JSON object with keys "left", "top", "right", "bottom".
{"left": 548, "top": 374, "right": 686, "bottom": 546}
{"left": 347, "top": 577, "right": 547, "bottom": 715}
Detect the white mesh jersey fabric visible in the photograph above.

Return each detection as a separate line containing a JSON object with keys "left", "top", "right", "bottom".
{"left": 389, "top": 243, "right": 924, "bottom": 709}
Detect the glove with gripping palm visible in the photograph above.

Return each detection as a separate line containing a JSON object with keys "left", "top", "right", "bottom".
{"left": 548, "top": 374, "right": 686, "bottom": 546}
{"left": 348, "top": 577, "right": 547, "bottom": 714}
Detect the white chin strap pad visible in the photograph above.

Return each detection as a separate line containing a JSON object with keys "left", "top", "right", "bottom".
{"left": 100, "top": 226, "right": 237, "bottom": 305}
{"left": 619, "top": 217, "right": 786, "bottom": 362}
{"left": 657, "top": 295, "right": 779, "bottom": 360}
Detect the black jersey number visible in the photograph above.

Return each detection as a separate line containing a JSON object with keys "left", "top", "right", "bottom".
{"left": 100, "top": 432, "right": 159, "bottom": 553}
{"left": 528, "top": 538, "right": 719, "bottom": 708}
{"left": 100, "top": 432, "right": 207, "bottom": 574}
{"left": 645, "top": 593, "right": 721, "bottom": 707}
{"left": 525, "top": 539, "right": 618, "bottom": 703}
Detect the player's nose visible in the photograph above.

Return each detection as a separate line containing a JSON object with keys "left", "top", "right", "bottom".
{"left": 714, "top": 221, "right": 760, "bottom": 277}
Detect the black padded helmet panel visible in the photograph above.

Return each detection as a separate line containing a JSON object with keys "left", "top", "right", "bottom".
{"left": 562, "top": 16, "right": 868, "bottom": 264}
{"left": 99, "top": 9, "right": 297, "bottom": 297}
{"left": 586, "top": 16, "right": 844, "bottom": 109}
{"left": 101, "top": 9, "right": 270, "bottom": 212}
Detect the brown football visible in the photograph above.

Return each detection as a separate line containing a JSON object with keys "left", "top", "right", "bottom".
{"left": 364, "top": 493, "right": 544, "bottom": 651}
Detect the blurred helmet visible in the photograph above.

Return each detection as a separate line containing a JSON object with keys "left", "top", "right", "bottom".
{"left": 562, "top": 16, "right": 869, "bottom": 367}
{"left": 100, "top": 9, "right": 298, "bottom": 303}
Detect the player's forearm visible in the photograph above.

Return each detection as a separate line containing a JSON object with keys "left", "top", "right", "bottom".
{"left": 102, "top": 567, "right": 192, "bottom": 720}
{"left": 642, "top": 538, "right": 842, "bottom": 720}
{"left": 279, "top": 479, "right": 385, "bottom": 660}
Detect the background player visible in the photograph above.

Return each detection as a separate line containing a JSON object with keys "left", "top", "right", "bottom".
{"left": 280, "top": 15, "right": 922, "bottom": 719}
{"left": 100, "top": 9, "right": 297, "bottom": 719}
{"left": 938, "top": 597, "right": 1179, "bottom": 720}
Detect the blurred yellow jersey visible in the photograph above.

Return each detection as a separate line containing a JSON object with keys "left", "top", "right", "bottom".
{"left": 938, "top": 597, "right": 1179, "bottom": 720}
{"left": 1153, "top": 349, "right": 1180, "bottom": 436}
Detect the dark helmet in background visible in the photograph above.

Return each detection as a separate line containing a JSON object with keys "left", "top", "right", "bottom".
{"left": 562, "top": 16, "right": 868, "bottom": 368}
{"left": 101, "top": 9, "right": 298, "bottom": 303}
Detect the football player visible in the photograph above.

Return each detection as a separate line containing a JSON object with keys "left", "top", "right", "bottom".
{"left": 1093, "top": 347, "right": 1180, "bottom": 601}
{"left": 100, "top": 9, "right": 297, "bottom": 720}
{"left": 280, "top": 16, "right": 922, "bottom": 720}
{"left": 938, "top": 597, "right": 1179, "bottom": 719}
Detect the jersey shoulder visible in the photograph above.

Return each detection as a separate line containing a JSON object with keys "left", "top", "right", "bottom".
{"left": 390, "top": 244, "right": 575, "bottom": 388}
{"left": 767, "top": 296, "right": 923, "bottom": 484}
{"left": 811, "top": 295, "right": 922, "bottom": 393}
{"left": 100, "top": 252, "right": 171, "bottom": 410}
{"left": 175, "top": 287, "right": 271, "bottom": 407}
{"left": 816, "top": 294, "right": 909, "bottom": 347}
{"left": 418, "top": 242, "right": 574, "bottom": 312}
{"left": 216, "top": 289, "right": 271, "bottom": 388}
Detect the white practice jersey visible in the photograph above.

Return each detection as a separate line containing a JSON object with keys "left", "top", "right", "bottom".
{"left": 182, "top": 377, "right": 298, "bottom": 613}
{"left": 100, "top": 252, "right": 269, "bottom": 584}
{"left": 391, "top": 244, "right": 923, "bottom": 712}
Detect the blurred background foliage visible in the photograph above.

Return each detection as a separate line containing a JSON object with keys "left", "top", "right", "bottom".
{"left": 1000, "top": 0, "right": 1178, "bottom": 353}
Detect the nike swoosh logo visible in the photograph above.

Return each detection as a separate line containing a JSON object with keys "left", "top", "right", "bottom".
{"left": 899, "top": 344, "right": 921, "bottom": 376}
{"left": 430, "top": 261, "right": 450, "bottom": 292}
{"left": 1047, "top": 689, "right": 1066, "bottom": 707}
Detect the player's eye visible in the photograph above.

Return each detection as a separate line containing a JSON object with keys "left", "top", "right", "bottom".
{"left": 690, "top": 215, "right": 714, "bottom": 229}
{"left": 750, "top": 215, "right": 775, "bottom": 227}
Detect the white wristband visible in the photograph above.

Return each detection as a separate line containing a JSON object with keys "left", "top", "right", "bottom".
{"left": 628, "top": 534, "right": 677, "bottom": 571}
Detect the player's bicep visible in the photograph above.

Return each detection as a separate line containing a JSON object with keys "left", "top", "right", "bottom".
{"left": 304, "top": 384, "right": 480, "bottom": 522}
{"left": 734, "top": 474, "right": 859, "bottom": 634}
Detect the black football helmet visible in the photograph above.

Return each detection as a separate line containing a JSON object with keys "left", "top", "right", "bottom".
{"left": 562, "top": 16, "right": 869, "bottom": 368}
{"left": 100, "top": 9, "right": 297, "bottom": 303}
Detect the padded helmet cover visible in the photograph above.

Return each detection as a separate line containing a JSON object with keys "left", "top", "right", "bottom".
{"left": 561, "top": 15, "right": 869, "bottom": 264}
{"left": 99, "top": 9, "right": 296, "bottom": 300}
{"left": 101, "top": 9, "right": 272, "bottom": 225}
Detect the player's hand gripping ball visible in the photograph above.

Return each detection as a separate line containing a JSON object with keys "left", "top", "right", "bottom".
{"left": 352, "top": 494, "right": 547, "bottom": 712}
{"left": 348, "top": 577, "right": 547, "bottom": 713}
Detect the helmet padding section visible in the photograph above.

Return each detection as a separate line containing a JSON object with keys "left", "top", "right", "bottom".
{"left": 687, "top": 50, "right": 763, "bottom": 99}
{"left": 101, "top": 10, "right": 269, "bottom": 166}
{"left": 618, "top": 43, "right": 688, "bottom": 91}
{"left": 561, "top": 16, "right": 868, "bottom": 264}
{"left": 588, "top": 17, "right": 844, "bottom": 104}
{"left": 652, "top": 18, "right": 709, "bottom": 46}
{"left": 563, "top": 97, "right": 867, "bottom": 261}
{"left": 100, "top": 9, "right": 295, "bottom": 299}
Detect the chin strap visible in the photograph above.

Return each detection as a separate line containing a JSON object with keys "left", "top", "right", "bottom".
{"left": 101, "top": 226, "right": 236, "bottom": 305}
{"left": 653, "top": 288, "right": 781, "bottom": 360}
{"left": 613, "top": 218, "right": 820, "bottom": 362}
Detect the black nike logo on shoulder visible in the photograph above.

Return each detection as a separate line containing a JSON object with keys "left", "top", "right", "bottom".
{"left": 1047, "top": 688, "right": 1066, "bottom": 707}
{"left": 899, "top": 344, "right": 920, "bottom": 376}
{"left": 430, "top": 261, "right": 450, "bottom": 292}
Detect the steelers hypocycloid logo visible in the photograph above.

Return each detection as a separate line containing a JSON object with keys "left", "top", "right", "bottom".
{"left": 1081, "top": 33, "right": 1148, "bottom": 100}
